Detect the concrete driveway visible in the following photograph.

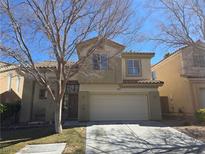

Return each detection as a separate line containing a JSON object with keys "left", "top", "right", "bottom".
{"left": 86, "top": 121, "right": 205, "bottom": 154}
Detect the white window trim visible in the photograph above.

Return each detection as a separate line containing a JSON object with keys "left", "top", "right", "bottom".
{"left": 99, "top": 54, "right": 108, "bottom": 70}
{"left": 127, "top": 59, "right": 141, "bottom": 76}
{"left": 152, "top": 71, "right": 157, "bottom": 80}
{"left": 93, "top": 54, "right": 108, "bottom": 70}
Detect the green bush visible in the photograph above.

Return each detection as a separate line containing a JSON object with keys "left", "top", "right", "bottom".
{"left": 195, "top": 109, "right": 205, "bottom": 122}
{"left": 0, "top": 103, "right": 7, "bottom": 113}
{"left": 1, "top": 101, "right": 21, "bottom": 121}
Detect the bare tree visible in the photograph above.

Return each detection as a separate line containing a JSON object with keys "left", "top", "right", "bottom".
{"left": 0, "top": 0, "right": 139, "bottom": 133}
{"left": 149, "top": 0, "right": 205, "bottom": 49}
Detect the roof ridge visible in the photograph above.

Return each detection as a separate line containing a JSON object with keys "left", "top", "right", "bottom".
{"left": 36, "top": 60, "right": 76, "bottom": 63}
{"left": 122, "top": 52, "right": 155, "bottom": 54}
{"left": 152, "top": 45, "right": 189, "bottom": 68}
{"left": 124, "top": 50, "right": 154, "bottom": 53}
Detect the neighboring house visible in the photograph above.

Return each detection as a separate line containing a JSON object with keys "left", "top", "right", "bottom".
{"left": 0, "top": 62, "right": 24, "bottom": 104}
{"left": 1, "top": 38, "right": 164, "bottom": 122}
{"left": 152, "top": 41, "right": 205, "bottom": 115}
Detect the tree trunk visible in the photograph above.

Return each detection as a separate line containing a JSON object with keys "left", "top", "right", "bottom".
{"left": 54, "top": 98, "right": 63, "bottom": 133}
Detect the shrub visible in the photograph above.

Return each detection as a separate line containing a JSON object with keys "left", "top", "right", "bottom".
{"left": 0, "top": 101, "right": 21, "bottom": 122}
{"left": 195, "top": 109, "right": 205, "bottom": 123}
{"left": 0, "top": 103, "right": 7, "bottom": 113}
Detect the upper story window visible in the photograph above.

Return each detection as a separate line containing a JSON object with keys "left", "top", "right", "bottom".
{"left": 193, "top": 55, "right": 205, "bottom": 67}
{"left": 93, "top": 54, "right": 108, "bottom": 70}
{"left": 127, "top": 59, "right": 141, "bottom": 76}
{"left": 152, "top": 71, "right": 157, "bottom": 80}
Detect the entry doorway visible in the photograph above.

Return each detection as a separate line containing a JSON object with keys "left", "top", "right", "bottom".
{"left": 63, "top": 81, "right": 79, "bottom": 120}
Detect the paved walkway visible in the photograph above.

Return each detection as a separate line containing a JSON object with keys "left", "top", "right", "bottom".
{"left": 16, "top": 143, "right": 66, "bottom": 154}
{"left": 86, "top": 121, "right": 205, "bottom": 154}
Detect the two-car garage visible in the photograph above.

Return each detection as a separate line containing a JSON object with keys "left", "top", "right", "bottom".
{"left": 78, "top": 84, "right": 162, "bottom": 121}
{"left": 89, "top": 93, "right": 149, "bottom": 121}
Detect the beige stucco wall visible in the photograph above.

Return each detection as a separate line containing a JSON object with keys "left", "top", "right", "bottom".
{"left": 78, "top": 84, "right": 161, "bottom": 121}
{"left": 148, "top": 91, "right": 162, "bottom": 120}
{"left": 78, "top": 41, "right": 123, "bottom": 58}
{"left": 78, "top": 91, "right": 89, "bottom": 121}
{"left": 78, "top": 55, "right": 152, "bottom": 84}
{"left": 0, "top": 70, "right": 24, "bottom": 103}
{"left": 181, "top": 45, "right": 205, "bottom": 77}
{"left": 80, "top": 84, "right": 158, "bottom": 92}
{"left": 77, "top": 42, "right": 123, "bottom": 84}
{"left": 78, "top": 57, "right": 122, "bottom": 84}
{"left": 20, "top": 79, "right": 56, "bottom": 122}
{"left": 32, "top": 82, "right": 56, "bottom": 122}
{"left": 152, "top": 53, "right": 194, "bottom": 114}
{"left": 0, "top": 71, "right": 9, "bottom": 94}
{"left": 122, "top": 57, "right": 152, "bottom": 80}
{"left": 77, "top": 40, "right": 153, "bottom": 84}
{"left": 189, "top": 79, "right": 205, "bottom": 109}
{"left": 19, "top": 79, "right": 34, "bottom": 122}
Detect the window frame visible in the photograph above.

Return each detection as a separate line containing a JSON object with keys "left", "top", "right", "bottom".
{"left": 93, "top": 53, "right": 108, "bottom": 71}
{"left": 126, "top": 59, "right": 141, "bottom": 77}
{"left": 193, "top": 54, "right": 205, "bottom": 67}
{"left": 152, "top": 71, "right": 157, "bottom": 80}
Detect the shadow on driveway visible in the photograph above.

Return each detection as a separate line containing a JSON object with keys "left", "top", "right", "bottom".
{"left": 86, "top": 122, "right": 205, "bottom": 154}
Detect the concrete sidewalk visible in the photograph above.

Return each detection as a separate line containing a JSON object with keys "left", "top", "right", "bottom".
{"left": 16, "top": 143, "right": 66, "bottom": 154}
{"left": 86, "top": 121, "right": 205, "bottom": 154}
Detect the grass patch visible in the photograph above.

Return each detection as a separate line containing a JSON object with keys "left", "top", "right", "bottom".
{"left": 0, "top": 126, "right": 85, "bottom": 154}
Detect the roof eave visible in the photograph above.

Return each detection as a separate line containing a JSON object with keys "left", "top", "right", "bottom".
{"left": 76, "top": 37, "right": 125, "bottom": 55}
{"left": 120, "top": 83, "right": 164, "bottom": 88}
{"left": 122, "top": 52, "right": 155, "bottom": 58}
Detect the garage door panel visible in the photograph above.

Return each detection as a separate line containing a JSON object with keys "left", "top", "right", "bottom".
{"left": 89, "top": 94, "right": 149, "bottom": 121}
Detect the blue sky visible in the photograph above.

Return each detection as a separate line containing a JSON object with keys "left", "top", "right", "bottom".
{"left": 114, "top": 0, "right": 175, "bottom": 65}
{"left": 1, "top": 0, "right": 178, "bottom": 65}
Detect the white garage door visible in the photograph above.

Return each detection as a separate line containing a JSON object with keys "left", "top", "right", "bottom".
{"left": 200, "top": 89, "right": 205, "bottom": 108}
{"left": 89, "top": 94, "right": 149, "bottom": 121}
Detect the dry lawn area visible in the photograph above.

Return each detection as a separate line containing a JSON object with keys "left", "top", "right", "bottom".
{"left": 0, "top": 126, "right": 85, "bottom": 154}
{"left": 175, "top": 126, "right": 205, "bottom": 143}
{"left": 162, "top": 116, "right": 205, "bottom": 143}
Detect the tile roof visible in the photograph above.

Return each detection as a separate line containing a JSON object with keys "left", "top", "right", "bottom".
{"left": 152, "top": 40, "right": 205, "bottom": 68}
{"left": 0, "top": 62, "right": 18, "bottom": 72}
{"left": 123, "top": 79, "right": 164, "bottom": 85}
{"left": 122, "top": 52, "right": 155, "bottom": 57}
{"left": 0, "top": 61, "right": 77, "bottom": 72}
{"left": 35, "top": 61, "right": 75, "bottom": 68}
{"left": 77, "top": 37, "right": 125, "bottom": 49}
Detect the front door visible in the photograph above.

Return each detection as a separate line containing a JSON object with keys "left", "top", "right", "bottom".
{"left": 63, "top": 81, "right": 79, "bottom": 120}
{"left": 67, "top": 93, "right": 78, "bottom": 119}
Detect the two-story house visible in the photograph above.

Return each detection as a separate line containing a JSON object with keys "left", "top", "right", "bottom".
{"left": 152, "top": 41, "right": 205, "bottom": 115}
{"left": 16, "top": 37, "right": 163, "bottom": 122}
{"left": 0, "top": 62, "right": 25, "bottom": 104}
